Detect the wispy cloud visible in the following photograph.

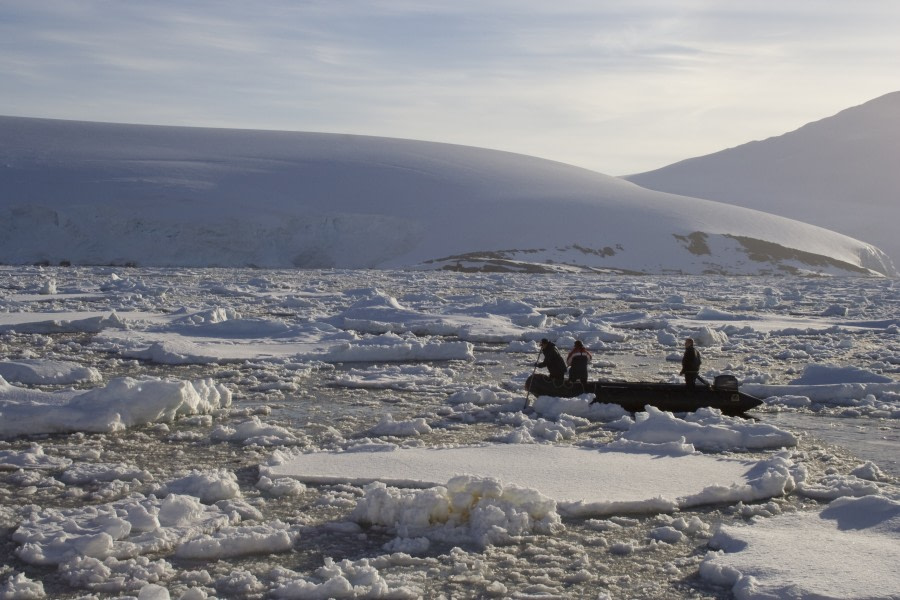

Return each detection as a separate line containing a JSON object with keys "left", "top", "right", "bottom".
{"left": 2, "top": 0, "right": 899, "bottom": 173}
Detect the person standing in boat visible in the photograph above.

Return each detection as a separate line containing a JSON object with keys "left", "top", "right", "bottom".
{"left": 566, "top": 340, "right": 592, "bottom": 384}
{"left": 680, "top": 337, "right": 709, "bottom": 388}
{"left": 536, "top": 338, "right": 567, "bottom": 384}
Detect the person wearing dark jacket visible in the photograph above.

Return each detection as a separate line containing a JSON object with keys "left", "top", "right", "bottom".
{"left": 566, "top": 340, "right": 592, "bottom": 384}
{"left": 536, "top": 338, "right": 567, "bottom": 383}
{"left": 680, "top": 338, "right": 709, "bottom": 387}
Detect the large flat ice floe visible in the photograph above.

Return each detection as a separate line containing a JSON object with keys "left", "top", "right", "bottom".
{"left": 701, "top": 494, "right": 900, "bottom": 600}
{"left": 265, "top": 443, "right": 795, "bottom": 517}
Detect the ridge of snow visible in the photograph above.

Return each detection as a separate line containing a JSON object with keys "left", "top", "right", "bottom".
{"left": 0, "top": 114, "right": 893, "bottom": 276}
{"left": 626, "top": 91, "right": 900, "bottom": 270}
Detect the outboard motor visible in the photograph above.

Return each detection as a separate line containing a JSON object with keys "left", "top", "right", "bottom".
{"left": 713, "top": 374, "right": 739, "bottom": 391}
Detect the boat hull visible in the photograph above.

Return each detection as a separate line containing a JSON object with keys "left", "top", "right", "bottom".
{"left": 524, "top": 375, "right": 763, "bottom": 416}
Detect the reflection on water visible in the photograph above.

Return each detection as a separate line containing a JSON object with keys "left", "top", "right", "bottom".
{"left": 768, "top": 411, "right": 900, "bottom": 477}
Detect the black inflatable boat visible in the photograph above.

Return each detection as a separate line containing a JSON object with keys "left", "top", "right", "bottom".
{"left": 524, "top": 374, "right": 763, "bottom": 416}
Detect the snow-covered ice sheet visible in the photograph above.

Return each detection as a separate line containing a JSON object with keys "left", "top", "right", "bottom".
{"left": 266, "top": 443, "right": 795, "bottom": 516}
{"left": 0, "top": 375, "right": 231, "bottom": 437}
{"left": 701, "top": 495, "right": 900, "bottom": 599}
{"left": 0, "top": 358, "right": 102, "bottom": 385}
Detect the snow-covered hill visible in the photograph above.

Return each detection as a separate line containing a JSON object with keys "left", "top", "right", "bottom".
{"left": 0, "top": 115, "right": 893, "bottom": 276}
{"left": 626, "top": 92, "right": 900, "bottom": 269}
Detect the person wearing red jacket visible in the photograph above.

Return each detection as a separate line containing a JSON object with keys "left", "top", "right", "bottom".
{"left": 566, "top": 340, "right": 592, "bottom": 384}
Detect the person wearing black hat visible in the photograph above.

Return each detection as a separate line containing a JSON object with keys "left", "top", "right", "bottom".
{"left": 536, "top": 338, "right": 567, "bottom": 384}
{"left": 680, "top": 338, "right": 709, "bottom": 388}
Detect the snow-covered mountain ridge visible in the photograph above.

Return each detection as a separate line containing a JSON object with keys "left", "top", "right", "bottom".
{"left": 626, "top": 92, "right": 900, "bottom": 269}
{"left": 0, "top": 115, "right": 894, "bottom": 276}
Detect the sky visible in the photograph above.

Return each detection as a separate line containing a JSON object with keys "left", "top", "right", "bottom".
{"left": 2, "top": 1, "right": 900, "bottom": 175}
